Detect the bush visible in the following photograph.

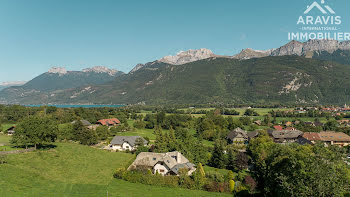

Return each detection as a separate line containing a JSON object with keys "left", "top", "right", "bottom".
{"left": 0, "top": 154, "right": 7, "bottom": 164}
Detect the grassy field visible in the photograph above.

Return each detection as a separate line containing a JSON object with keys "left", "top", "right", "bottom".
{"left": 0, "top": 142, "right": 230, "bottom": 197}
{"left": 0, "top": 134, "right": 11, "bottom": 145}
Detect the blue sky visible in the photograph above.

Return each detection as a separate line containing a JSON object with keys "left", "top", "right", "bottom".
{"left": 0, "top": 0, "right": 349, "bottom": 83}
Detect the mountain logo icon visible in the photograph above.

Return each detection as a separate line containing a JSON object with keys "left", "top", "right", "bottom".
{"left": 304, "top": 0, "right": 335, "bottom": 15}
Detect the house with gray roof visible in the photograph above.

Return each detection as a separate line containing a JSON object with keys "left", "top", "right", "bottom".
{"left": 128, "top": 151, "right": 196, "bottom": 176}
{"left": 226, "top": 128, "right": 248, "bottom": 143}
{"left": 108, "top": 136, "right": 148, "bottom": 151}
{"left": 271, "top": 130, "right": 303, "bottom": 144}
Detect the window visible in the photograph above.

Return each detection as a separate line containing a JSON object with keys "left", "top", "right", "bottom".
{"left": 126, "top": 146, "right": 129, "bottom": 149}
{"left": 153, "top": 158, "right": 156, "bottom": 160}
{"left": 160, "top": 170, "right": 164, "bottom": 173}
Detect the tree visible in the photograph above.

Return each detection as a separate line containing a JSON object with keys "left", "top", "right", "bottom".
{"left": 210, "top": 140, "right": 226, "bottom": 169}
{"left": 95, "top": 125, "right": 109, "bottom": 140}
{"left": 234, "top": 152, "right": 249, "bottom": 171}
{"left": 249, "top": 135, "right": 350, "bottom": 196}
{"left": 135, "top": 137, "right": 145, "bottom": 147}
{"left": 11, "top": 116, "right": 58, "bottom": 149}
{"left": 72, "top": 120, "right": 97, "bottom": 145}
{"left": 193, "top": 163, "right": 206, "bottom": 189}
{"left": 57, "top": 123, "right": 73, "bottom": 141}
{"left": 133, "top": 120, "right": 146, "bottom": 129}
{"left": 244, "top": 109, "right": 259, "bottom": 116}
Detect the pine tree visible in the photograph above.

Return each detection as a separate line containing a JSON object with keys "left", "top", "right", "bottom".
{"left": 210, "top": 140, "right": 226, "bottom": 169}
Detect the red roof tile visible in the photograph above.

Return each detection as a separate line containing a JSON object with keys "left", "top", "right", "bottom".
{"left": 97, "top": 118, "right": 121, "bottom": 126}
{"left": 273, "top": 125, "right": 283, "bottom": 131}
{"left": 303, "top": 132, "right": 321, "bottom": 141}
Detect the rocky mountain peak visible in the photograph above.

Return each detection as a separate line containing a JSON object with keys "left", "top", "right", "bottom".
{"left": 272, "top": 39, "right": 350, "bottom": 56}
{"left": 233, "top": 48, "right": 273, "bottom": 60}
{"left": 48, "top": 67, "right": 67, "bottom": 75}
{"left": 129, "top": 63, "right": 145, "bottom": 73}
{"left": 82, "top": 66, "right": 119, "bottom": 76}
{"left": 159, "top": 48, "right": 215, "bottom": 65}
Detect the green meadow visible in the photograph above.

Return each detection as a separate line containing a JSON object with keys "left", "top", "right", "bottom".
{"left": 0, "top": 142, "right": 230, "bottom": 197}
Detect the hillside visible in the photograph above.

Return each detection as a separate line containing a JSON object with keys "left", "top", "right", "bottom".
{"left": 0, "top": 66, "right": 124, "bottom": 104}
{"left": 44, "top": 56, "right": 350, "bottom": 105}
{"left": 0, "top": 142, "right": 229, "bottom": 197}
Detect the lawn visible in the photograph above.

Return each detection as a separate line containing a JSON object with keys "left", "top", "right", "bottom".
{"left": 0, "top": 142, "right": 230, "bottom": 197}
{"left": 0, "top": 134, "right": 11, "bottom": 145}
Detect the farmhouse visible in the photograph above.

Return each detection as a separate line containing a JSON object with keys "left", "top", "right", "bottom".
{"left": 128, "top": 151, "right": 196, "bottom": 176}
{"left": 302, "top": 132, "right": 322, "bottom": 144}
{"left": 226, "top": 128, "right": 248, "bottom": 143}
{"left": 318, "top": 132, "right": 350, "bottom": 147}
{"left": 271, "top": 130, "right": 303, "bottom": 144}
{"left": 108, "top": 136, "right": 148, "bottom": 151}
{"left": 97, "top": 118, "right": 121, "bottom": 127}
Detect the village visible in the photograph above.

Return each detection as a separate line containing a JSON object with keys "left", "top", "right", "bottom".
{"left": 1, "top": 105, "right": 350, "bottom": 195}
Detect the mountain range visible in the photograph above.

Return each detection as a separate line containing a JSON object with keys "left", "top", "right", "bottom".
{"left": 0, "top": 81, "right": 27, "bottom": 91}
{"left": 1, "top": 39, "right": 350, "bottom": 105}
{"left": 0, "top": 66, "right": 124, "bottom": 104}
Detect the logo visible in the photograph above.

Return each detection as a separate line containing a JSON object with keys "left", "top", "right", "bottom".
{"left": 304, "top": 0, "right": 335, "bottom": 15}
{"left": 288, "top": 0, "right": 350, "bottom": 41}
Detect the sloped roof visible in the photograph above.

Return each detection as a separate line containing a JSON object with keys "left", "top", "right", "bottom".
{"left": 111, "top": 136, "right": 148, "bottom": 146}
{"left": 318, "top": 132, "right": 350, "bottom": 142}
{"left": 128, "top": 151, "right": 190, "bottom": 171}
{"left": 97, "top": 118, "right": 120, "bottom": 126}
{"left": 272, "top": 130, "right": 303, "bottom": 139}
{"left": 273, "top": 125, "right": 283, "bottom": 131}
{"left": 171, "top": 162, "right": 196, "bottom": 175}
{"left": 227, "top": 128, "right": 248, "bottom": 140}
{"left": 247, "top": 130, "right": 259, "bottom": 139}
{"left": 303, "top": 132, "right": 321, "bottom": 141}
{"left": 72, "top": 120, "right": 91, "bottom": 126}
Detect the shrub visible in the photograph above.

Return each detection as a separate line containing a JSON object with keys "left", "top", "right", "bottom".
{"left": 229, "top": 180, "right": 235, "bottom": 193}
{"left": 0, "top": 154, "right": 7, "bottom": 164}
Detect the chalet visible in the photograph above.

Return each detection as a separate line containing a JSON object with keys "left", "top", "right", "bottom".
{"left": 301, "top": 132, "right": 350, "bottom": 147}
{"left": 128, "top": 152, "right": 196, "bottom": 176}
{"left": 253, "top": 120, "right": 262, "bottom": 126}
{"left": 271, "top": 130, "right": 303, "bottom": 144}
{"left": 97, "top": 118, "right": 120, "bottom": 127}
{"left": 108, "top": 136, "right": 148, "bottom": 151}
{"left": 226, "top": 128, "right": 248, "bottom": 143}
{"left": 318, "top": 132, "right": 350, "bottom": 147}
{"left": 7, "top": 126, "right": 15, "bottom": 135}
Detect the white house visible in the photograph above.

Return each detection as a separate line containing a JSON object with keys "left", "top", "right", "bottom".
{"left": 108, "top": 136, "right": 148, "bottom": 151}
{"left": 128, "top": 151, "right": 196, "bottom": 176}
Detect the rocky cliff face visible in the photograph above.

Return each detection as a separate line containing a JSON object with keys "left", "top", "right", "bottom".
{"left": 272, "top": 40, "right": 350, "bottom": 56}
{"left": 130, "top": 48, "right": 216, "bottom": 73}
{"left": 48, "top": 67, "right": 67, "bottom": 75}
{"left": 233, "top": 48, "right": 273, "bottom": 60}
{"left": 82, "top": 66, "right": 119, "bottom": 76}
{"left": 159, "top": 48, "right": 215, "bottom": 65}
